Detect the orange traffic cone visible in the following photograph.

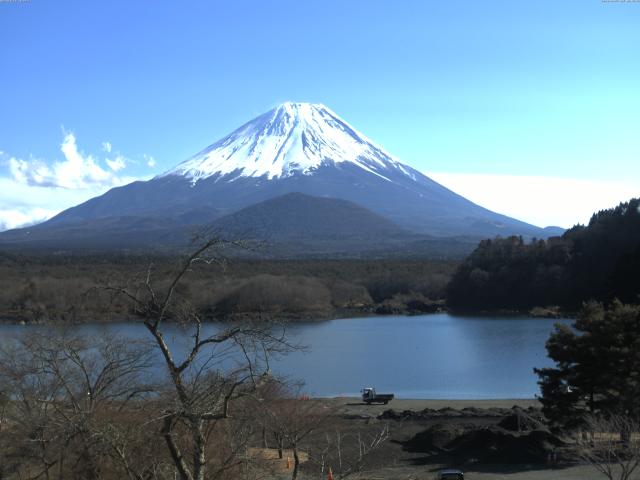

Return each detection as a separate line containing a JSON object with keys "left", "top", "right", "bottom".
{"left": 328, "top": 466, "right": 334, "bottom": 480}
{"left": 286, "top": 456, "right": 292, "bottom": 469}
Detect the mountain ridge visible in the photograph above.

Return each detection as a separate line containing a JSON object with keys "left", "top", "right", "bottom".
{"left": 211, "top": 192, "right": 412, "bottom": 240}
{"left": 0, "top": 192, "right": 480, "bottom": 258}
{"left": 0, "top": 102, "right": 564, "bottom": 253}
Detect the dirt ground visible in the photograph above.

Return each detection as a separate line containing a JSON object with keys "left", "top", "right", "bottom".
{"left": 327, "top": 397, "right": 542, "bottom": 417}
{"left": 357, "top": 464, "right": 601, "bottom": 479}
{"left": 282, "top": 397, "right": 609, "bottom": 480}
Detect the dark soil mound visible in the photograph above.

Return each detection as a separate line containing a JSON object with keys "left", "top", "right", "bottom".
{"left": 437, "top": 407, "right": 463, "bottom": 417}
{"left": 405, "top": 423, "right": 468, "bottom": 453}
{"left": 447, "top": 428, "right": 564, "bottom": 464}
{"left": 379, "top": 409, "right": 422, "bottom": 420}
{"left": 379, "top": 407, "right": 513, "bottom": 421}
{"left": 498, "top": 410, "right": 546, "bottom": 432}
{"left": 460, "top": 407, "right": 491, "bottom": 417}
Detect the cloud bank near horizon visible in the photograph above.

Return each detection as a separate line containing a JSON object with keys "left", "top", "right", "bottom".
{"left": 428, "top": 172, "right": 640, "bottom": 229}
{"left": 0, "top": 134, "right": 154, "bottom": 231}
{"left": 1, "top": 145, "right": 638, "bottom": 233}
{"left": 8, "top": 132, "right": 137, "bottom": 189}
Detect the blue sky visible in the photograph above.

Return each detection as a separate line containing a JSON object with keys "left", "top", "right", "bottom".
{"left": 1, "top": 0, "right": 639, "bottom": 229}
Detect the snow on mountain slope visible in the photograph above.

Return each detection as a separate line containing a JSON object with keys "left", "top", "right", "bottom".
{"left": 165, "top": 102, "right": 416, "bottom": 182}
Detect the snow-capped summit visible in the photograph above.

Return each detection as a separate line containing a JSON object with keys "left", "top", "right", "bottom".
{"left": 165, "top": 102, "right": 414, "bottom": 182}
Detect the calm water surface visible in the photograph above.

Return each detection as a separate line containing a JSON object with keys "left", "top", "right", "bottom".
{"left": 0, "top": 314, "right": 570, "bottom": 399}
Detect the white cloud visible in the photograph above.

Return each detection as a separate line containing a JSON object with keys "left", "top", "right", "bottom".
{"left": 0, "top": 171, "right": 147, "bottom": 232}
{"left": 0, "top": 134, "right": 152, "bottom": 232}
{"left": 0, "top": 207, "right": 59, "bottom": 231}
{"left": 8, "top": 133, "right": 128, "bottom": 189}
{"left": 0, "top": 174, "right": 123, "bottom": 232}
{"left": 145, "top": 154, "right": 156, "bottom": 168}
{"left": 427, "top": 171, "right": 640, "bottom": 228}
{"left": 102, "top": 141, "right": 112, "bottom": 153}
{"left": 106, "top": 155, "right": 126, "bottom": 172}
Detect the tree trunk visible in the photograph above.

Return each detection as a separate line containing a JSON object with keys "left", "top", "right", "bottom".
{"left": 162, "top": 417, "right": 193, "bottom": 480}
{"left": 621, "top": 426, "right": 631, "bottom": 446}
{"left": 274, "top": 432, "right": 283, "bottom": 459}
{"left": 292, "top": 444, "right": 300, "bottom": 480}
{"left": 57, "top": 447, "right": 65, "bottom": 480}
{"left": 192, "top": 419, "right": 207, "bottom": 480}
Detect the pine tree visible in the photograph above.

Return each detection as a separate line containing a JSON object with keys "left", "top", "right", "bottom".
{"left": 535, "top": 301, "right": 640, "bottom": 431}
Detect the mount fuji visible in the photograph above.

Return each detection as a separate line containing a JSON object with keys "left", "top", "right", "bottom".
{"left": 0, "top": 102, "right": 563, "bottom": 254}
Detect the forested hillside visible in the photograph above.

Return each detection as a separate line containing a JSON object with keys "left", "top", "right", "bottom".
{"left": 447, "top": 198, "right": 640, "bottom": 310}
{"left": 0, "top": 255, "right": 456, "bottom": 323}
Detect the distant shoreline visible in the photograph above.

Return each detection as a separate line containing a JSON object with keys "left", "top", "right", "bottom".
{"left": 0, "top": 305, "right": 574, "bottom": 325}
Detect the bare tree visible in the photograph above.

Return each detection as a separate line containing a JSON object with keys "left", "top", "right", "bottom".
{"left": 261, "top": 394, "right": 329, "bottom": 480}
{"left": 0, "top": 330, "right": 156, "bottom": 480}
{"left": 577, "top": 414, "right": 640, "bottom": 480}
{"left": 251, "top": 380, "right": 389, "bottom": 480}
{"left": 107, "top": 236, "right": 294, "bottom": 480}
{"left": 0, "top": 236, "right": 296, "bottom": 480}
{"left": 313, "top": 424, "right": 390, "bottom": 480}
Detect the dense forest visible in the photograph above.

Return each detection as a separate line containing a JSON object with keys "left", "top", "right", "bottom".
{"left": 447, "top": 198, "right": 640, "bottom": 311}
{"left": 0, "top": 254, "right": 456, "bottom": 323}
{"left": 3, "top": 198, "right": 639, "bottom": 322}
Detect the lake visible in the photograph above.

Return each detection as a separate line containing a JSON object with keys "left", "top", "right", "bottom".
{"left": 0, "top": 314, "right": 571, "bottom": 399}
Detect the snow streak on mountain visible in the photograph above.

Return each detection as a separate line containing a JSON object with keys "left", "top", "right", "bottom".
{"left": 165, "top": 102, "right": 416, "bottom": 183}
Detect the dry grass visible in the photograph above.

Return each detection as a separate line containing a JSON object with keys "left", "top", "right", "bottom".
{"left": 248, "top": 447, "right": 309, "bottom": 472}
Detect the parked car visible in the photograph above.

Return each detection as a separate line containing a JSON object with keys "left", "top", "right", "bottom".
{"left": 436, "top": 468, "right": 464, "bottom": 479}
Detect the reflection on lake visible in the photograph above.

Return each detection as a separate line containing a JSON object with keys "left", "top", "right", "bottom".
{"left": 0, "top": 314, "right": 571, "bottom": 399}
